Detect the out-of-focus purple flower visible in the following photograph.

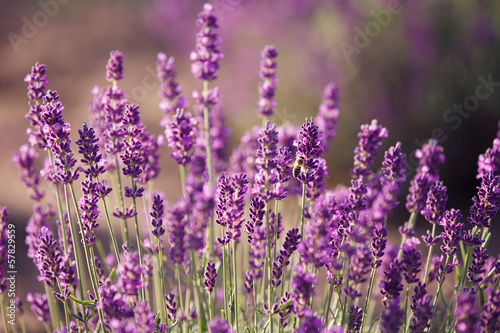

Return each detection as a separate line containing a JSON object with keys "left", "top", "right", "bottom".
{"left": 316, "top": 82, "right": 340, "bottom": 152}
{"left": 102, "top": 85, "right": 127, "bottom": 158}
{"left": 25, "top": 204, "right": 54, "bottom": 261}
{"left": 165, "top": 108, "right": 197, "bottom": 166}
{"left": 380, "top": 296, "right": 404, "bottom": 333}
{"left": 344, "top": 245, "right": 372, "bottom": 299}
{"left": 36, "top": 227, "right": 62, "bottom": 287}
{"left": 184, "top": 175, "right": 214, "bottom": 251}
{"left": 26, "top": 292, "right": 50, "bottom": 323}
{"left": 203, "top": 261, "right": 217, "bottom": 294}
{"left": 468, "top": 171, "right": 500, "bottom": 228}
{"left": 293, "top": 118, "right": 325, "bottom": 183}
{"left": 246, "top": 196, "right": 266, "bottom": 281}
{"left": 468, "top": 246, "right": 488, "bottom": 287}
{"left": 109, "top": 300, "right": 155, "bottom": 332}
{"left": 166, "top": 292, "right": 177, "bottom": 321}
{"left": 401, "top": 237, "right": 422, "bottom": 284}
{"left": 25, "top": 62, "right": 49, "bottom": 149}
{"left": 477, "top": 138, "right": 500, "bottom": 178}
{"left": 12, "top": 144, "right": 45, "bottom": 201}
{"left": 406, "top": 139, "right": 445, "bottom": 213}
{"left": 454, "top": 287, "right": 480, "bottom": 333}
{"left": 421, "top": 181, "right": 448, "bottom": 224}
{"left": 40, "top": 91, "right": 80, "bottom": 184}
{"left": 106, "top": 50, "right": 124, "bottom": 82}
{"left": 294, "top": 309, "right": 323, "bottom": 332}
{"left": 480, "top": 288, "right": 500, "bottom": 332}
{"left": 347, "top": 305, "right": 363, "bottom": 333}
{"left": 253, "top": 121, "right": 279, "bottom": 200}
{"left": 97, "top": 277, "right": 134, "bottom": 329}
{"left": 190, "top": 3, "right": 224, "bottom": 81}
{"left": 167, "top": 198, "right": 187, "bottom": 264}
{"left": 462, "top": 230, "right": 484, "bottom": 247}
{"left": 76, "top": 123, "right": 107, "bottom": 181}
{"left": 382, "top": 142, "right": 407, "bottom": 185}
{"left": 274, "top": 146, "right": 294, "bottom": 199}
{"left": 137, "top": 131, "right": 163, "bottom": 184}
{"left": 370, "top": 226, "right": 387, "bottom": 268}
{"left": 256, "top": 45, "right": 278, "bottom": 117}
{"left": 116, "top": 250, "right": 146, "bottom": 302}
{"left": 156, "top": 52, "right": 188, "bottom": 124}
{"left": 351, "top": 119, "right": 388, "bottom": 179}
{"left": 290, "top": 264, "right": 317, "bottom": 316}
{"left": 207, "top": 316, "right": 233, "bottom": 333}
{"left": 229, "top": 126, "right": 260, "bottom": 181}
{"left": 409, "top": 282, "right": 433, "bottom": 333}
{"left": 440, "top": 209, "right": 463, "bottom": 256}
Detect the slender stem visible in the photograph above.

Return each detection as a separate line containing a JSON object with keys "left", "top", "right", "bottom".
{"left": 48, "top": 152, "right": 69, "bottom": 255}
{"left": 130, "top": 179, "right": 146, "bottom": 301}
{"left": 44, "top": 284, "right": 62, "bottom": 330}
{"left": 360, "top": 264, "right": 377, "bottom": 332}
{"left": 299, "top": 182, "right": 306, "bottom": 236}
{"left": 179, "top": 165, "right": 187, "bottom": 197}
{"left": 158, "top": 243, "right": 167, "bottom": 325}
{"left": 232, "top": 239, "right": 240, "bottom": 333}
{"left": 458, "top": 226, "right": 478, "bottom": 288}
{"left": 265, "top": 200, "right": 274, "bottom": 333}
{"left": 114, "top": 155, "right": 130, "bottom": 250}
{"left": 423, "top": 223, "right": 437, "bottom": 283}
{"left": 191, "top": 251, "right": 203, "bottom": 333}
{"left": 430, "top": 255, "right": 450, "bottom": 328}
{"left": 397, "top": 211, "right": 418, "bottom": 261}
{"left": 98, "top": 179, "right": 120, "bottom": 265}
{"left": 403, "top": 283, "right": 411, "bottom": 333}
{"left": 56, "top": 278, "right": 70, "bottom": 327}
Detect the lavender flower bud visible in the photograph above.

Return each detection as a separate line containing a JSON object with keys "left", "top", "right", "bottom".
{"left": 256, "top": 45, "right": 278, "bottom": 117}
{"left": 165, "top": 108, "right": 197, "bottom": 165}
{"left": 294, "top": 309, "right": 324, "bottom": 332}
{"left": 467, "top": 246, "right": 488, "bottom": 286}
{"left": 116, "top": 250, "right": 146, "bottom": 302}
{"left": 409, "top": 282, "right": 433, "bottom": 333}
{"left": 12, "top": 144, "right": 45, "bottom": 201}
{"left": 190, "top": 3, "right": 224, "bottom": 81}
{"left": 106, "top": 50, "right": 124, "bottom": 82}
{"left": 351, "top": 119, "right": 388, "bottom": 179}
{"left": 379, "top": 262, "right": 403, "bottom": 306}
{"left": 468, "top": 171, "right": 500, "bottom": 228}
{"left": 421, "top": 181, "right": 448, "bottom": 224}
{"left": 166, "top": 292, "right": 177, "bottom": 321}
{"left": 293, "top": 118, "right": 325, "bottom": 183}
{"left": 25, "top": 62, "right": 49, "bottom": 149}
{"left": 151, "top": 193, "right": 165, "bottom": 238}
{"left": 347, "top": 305, "right": 363, "bottom": 333}
{"left": 204, "top": 261, "right": 217, "bottom": 294}
{"left": 291, "top": 264, "right": 317, "bottom": 315}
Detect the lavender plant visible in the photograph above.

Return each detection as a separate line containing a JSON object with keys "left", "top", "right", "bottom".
{"left": 4, "top": 3, "right": 500, "bottom": 333}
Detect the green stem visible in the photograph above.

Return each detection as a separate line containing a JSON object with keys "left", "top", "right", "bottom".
{"left": 158, "top": 244, "right": 167, "bottom": 325}
{"left": 360, "top": 264, "right": 377, "bottom": 333}
{"left": 98, "top": 180, "right": 121, "bottom": 265}
{"left": 130, "top": 179, "right": 146, "bottom": 301}
{"left": 423, "top": 223, "right": 437, "bottom": 283}
{"left": 191, "top": 251, "right": 203, "bottom": 333}
{"left": 430, "top": 255, "right": 450, "bottom": 328}
{"left": 299, "top": 182, "right": 306, "bottom": 237}
{"left": 232, "top": 239, "right": 240, "bottom": 333}
{"left": 397, "top": 211, "right": 418, "bottom": 261}
{"left": 114, "top": 155, "right": 130, "bottom": 250}
{"left": 1, "top": 294, "right": 10, "bottom": 333}
{"left": 44, "top": 284, "right": 62, "bottom": 330}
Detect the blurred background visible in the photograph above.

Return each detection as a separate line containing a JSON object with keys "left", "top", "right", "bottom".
{"left": 1, "top": 0, "right": 500, "bottom": 330}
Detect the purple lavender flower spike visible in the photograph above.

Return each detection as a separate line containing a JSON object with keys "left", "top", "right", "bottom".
{"left": 12, "top": 144, "right": 45, "bottom": 201}
{"left": 382, "top": 141, "right": 407, "bottom": 185}
{"left": 97, "top": 277, "right": 134, "bottom": 329}
{"left": 401, "top": 237, "right": 422, "bottom": 284}
{"left": 190, "top": 3, "right": 224, "bottom": 81}
{"left": 253, "top": 121, "right": 279, "bottom": 200}
{"left": 156, "top": 52, "right": 188, "bottom": 124}
{"left": 344, "top": 245, "right": 372, "bottom": 299}
{"left": 380, "top": 296, "right": 404, "bottom": 333}
{"left": 207, "top": 316, "right": 233, "bottom": 333}
{"left": 36, "top": 227, "right": 63, "bottom": 287}
{"left": 167, "top": 198, "right": 187, "bottom": 264}
{"left": 379, "top": 262, "right": 403, "bottom": 306}
{"left": 409, "top": 282, "right": 433, "bottom": 333}
{"left": 351, "top": 119, "right": 388, "bottom": 179}
{"left": 257, "top": 45, "right": 278, "bottom": 117}
{"left": 246, "top": 196, "right": 266, "bottom": 281}
{"left": 278, "top": 291, "right": 293, "bottom": 328}
{"left": 468, "top": 171, "right": 500, "bottom": 228}
{"left": 166, "top": 292, "right": 177, "bottom": 321}
{"left": 421, "top": 181, "right": 448, "bottom": 225}
{"left": 78, "top": 179, "right": 100, "bottom": 245}
{"left": 165, "top": 108, "right": 197, "bottom": 165}
{"left": 293, "top": 118, "right": 325, "bottom": 183}
{"left": 204, "top": 261, "right": 217, "bottom": 294}
{"left": 116, "top": 250, "right": 146, "bottom": 302}
{"left": 316, "top": 82, "right": 340, "bottom": 152}
{"left": 26, "top": 292, "right": 50, "bottom": 323}
{"left": 290, "top": 264, "right": 317, "bottom": 316}
{"left": 406, "top": 139, "right": 445, "bottom": 213}
{"left": 480, "top": 288, "right": 500, "bottom": 332}
{"left": 106, "top": 50, "right": 124, "bottom": 82}
{"left": 151, "top": 193, "right": 165, "bottom": 238}
{"left": 454, "top": 287, "right": 480, "bottom": 333}
{"left": 348, "top": 305, "right": 363, "bottom": 333}
{"left": 467, "top": 246, "right": 488, "bottom": 287}
{"left": 477, "top": 138, "right": 500, "bottom": 178}
{"left": 25, "top": 62, "right": 49, "bottom": 149}
{"left": 440, "top": 209, "right": 463, "bottom": 256}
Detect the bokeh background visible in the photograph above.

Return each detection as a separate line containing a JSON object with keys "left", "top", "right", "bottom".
{"left": 1, "top": 0, "right": 500, "bottom": 331}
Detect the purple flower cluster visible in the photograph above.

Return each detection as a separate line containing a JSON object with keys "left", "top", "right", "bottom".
{"left": 380, "top": 296, "right": 404, "bottom": 333}
{"left": 190, "top": 3, "right": 223, "bottom": 81}
{"left": 246, "top": 196, "right": 266, "bottom": 282}
{"left": 203, "top": 261, "right": 217, "bottom": 294}
{"left": 12, "top": 144, "right": 44, "bottom": 201}
{"left": 256, "top": 45, "right": 278, "bottom": 117}
{"left": 409, "top": 282, "right": 433, "bottom": 332}
{"left": 421, "top": 181, "right": 448, "bottom": 225}
{"left": 481, "top": 288, "right": 500, "bottom": 332}
{"left": 379, "top": 262, "right": 403, "bottom": 306}
{"left": 454, "top": 287, "right": 480, "bottom": 333}
{"left": 106, "top": 50, "right": 124, "bottom": 82}
{"left": 150, "top": 193, "right": 165, "bottom": 238}
{"left": 290, "top": 264, "right": 317, "bottom": 316}
{"left": 293, "top": 118, "right": 325, "bottom": 183}
{"left": 272, "top": 227, "right": 301, "bottom": 287}
{"left": 156, "top": 52, "right": 188, "bottom": 123}
{"left": 35, "top": 227, "right": 62, "bottom": 287}
{"left": 166, "top": 292, "right": 178, "bottom": 321}
{"left": 253, "top": 121, "right": 279, "bottom": 200}
{"left": 401, "top": 237, "right": 422, "bottom": 284}
{"left": 468, "top": 171, "right": 500, "bottom": 228}
{"left": 215, "top": 173, "right": 249, "bottom": 245}
{"left": 477, "top": 137, "right": 500, "bottom": 178}
{"left": 207, "top": 317, "right": 233, "bottom": 333}
{"left": 440, "top": 209, "right": 463, "bottom": 256}
{"left": 347, "top": 305, "right": 363, "bottom": 333}
{"left": 467, "top": 246, "right": 488, "bottom": 287}
{"left": 25, "top": 62, "right": 49, "bottom": 149}
{"left": 26, "top": 292, "right": 50, "bottom": 323}
{"left": 351, "top": 119, "right": 388, "bottom": 179}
